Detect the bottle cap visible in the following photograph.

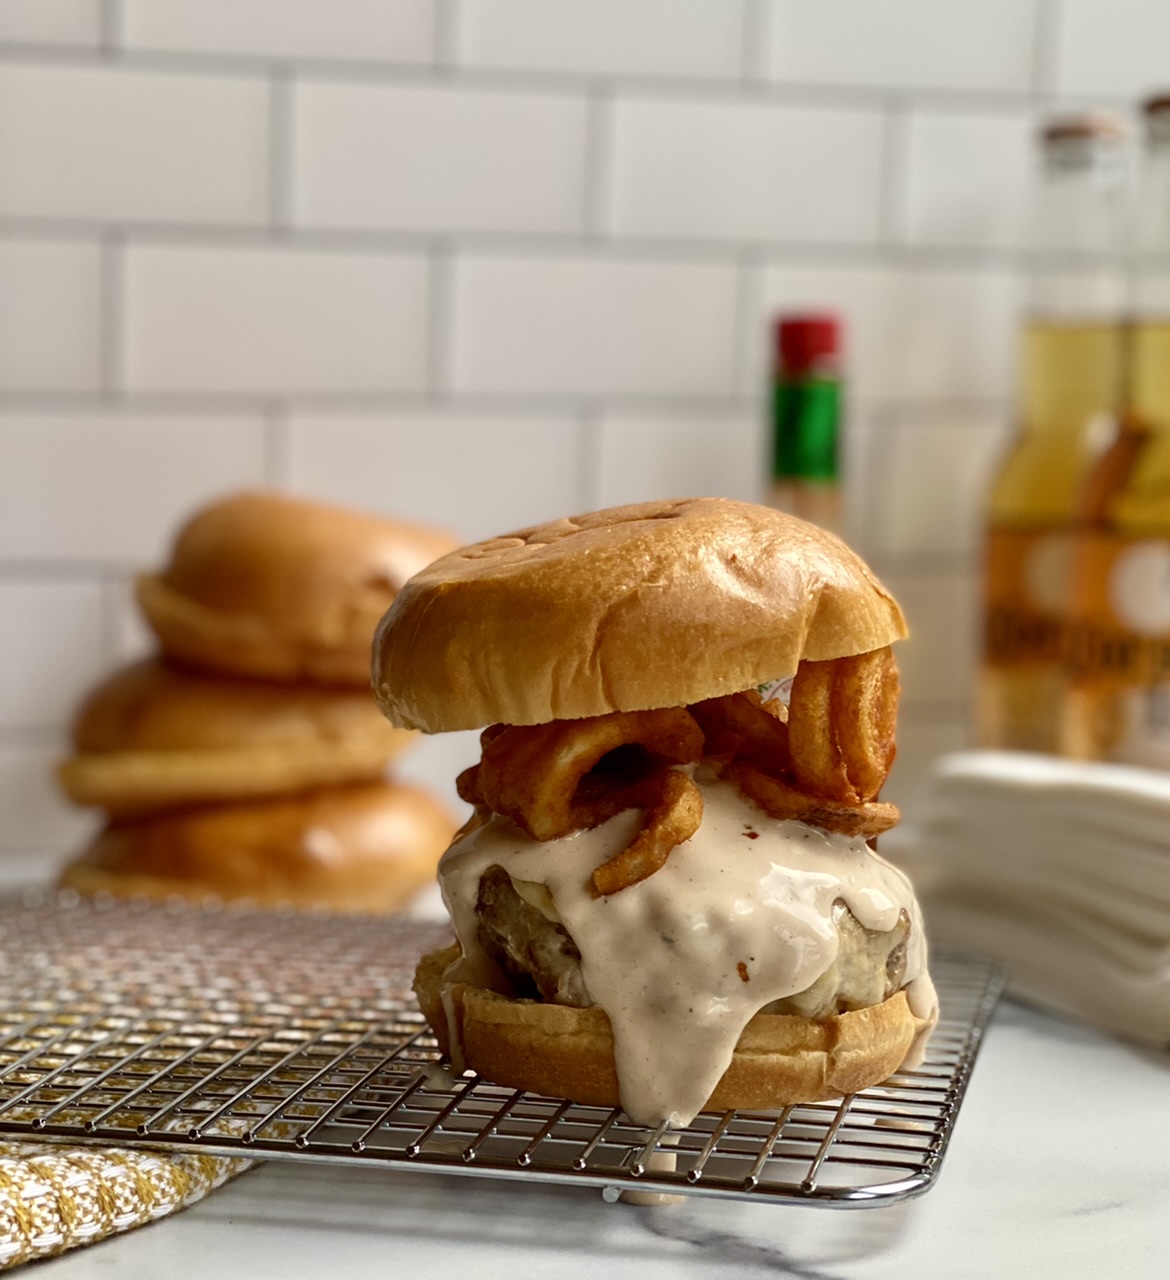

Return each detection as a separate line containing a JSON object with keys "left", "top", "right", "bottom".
{"left": 773, "top": 314, "right": 840, "bottom": 375}
{"left": 1040, "top": 113, "right": 1126, "bottom": 146}
{"left": 1039, "top": 113, "right": 1127, "bottom": 171}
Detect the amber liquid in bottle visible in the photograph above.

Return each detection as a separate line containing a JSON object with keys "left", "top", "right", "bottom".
{"left": 1061, "top": 319, "right": 1170, "bottom": 766}
{"left": 978, "top": 318, "right": 1124, "bottom": 752}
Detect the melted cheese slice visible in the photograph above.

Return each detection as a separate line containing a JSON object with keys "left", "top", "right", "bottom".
{"left": 439, "top": 776, "right": 936, "bottom": 1128}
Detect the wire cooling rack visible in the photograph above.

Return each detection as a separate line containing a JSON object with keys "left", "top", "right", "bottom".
{"left": 0, "top": 891, "right": 1004, "bottom": 1207}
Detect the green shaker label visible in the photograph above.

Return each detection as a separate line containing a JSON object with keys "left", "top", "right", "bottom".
{"left": 772, "top": 377, "right": 840, "bottom": 482}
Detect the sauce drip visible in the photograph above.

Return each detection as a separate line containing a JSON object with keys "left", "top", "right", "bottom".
{"left": 439, "top": 776, "right": 936, "bottom": 1128}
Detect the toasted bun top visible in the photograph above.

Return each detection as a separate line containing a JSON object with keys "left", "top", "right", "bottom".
{"left": 137, "top": 491, "right": 457, "bottom": 684}
{"left": 70, "top": 658, "right": 400, "bottom": 754}
{"left": 373, "top": 498, "right": 907, "bottom": 732}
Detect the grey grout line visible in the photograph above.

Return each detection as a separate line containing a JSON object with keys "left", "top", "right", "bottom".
{"left": 268, "top": 69, "right": 296, "bottom": 233}
{"left": 0, "top": 389, "right": 1012, "bottom": 419}
{"left": 0, "top": 560, "right": 140, "bottom": 578}
{"left": 573, "top": 406, "right": 603, "bottom": 511}
{"left": 0, "top": 214, "right": 1053, "bottom": 271}
{"left": 427, "top": 245, "right": 457, "bottom": 397}
{"left": 582, "top": 87, "right": 615, "bottom": 239}
{"left": 98, "top": 0, "right": 121, "bottom": 56}
{"left": 0, "top": 390, "right": 758, "bottom": 415}
{"left": 0, "top": 725, "right": 68, "bottom": 748}
{"left": 731, "top": 252, "right": 766, "bottom": 399}
{"left": 0, "top": 544, "right": 977, "bottom": 584}
{"left": 98, "top": 231, "right": 125, "bottom": 397}
{"left": 263, "top": 403, "right": 292, "bottom": 485}
{"left": 740, "top": 0, "right": 772, "bottom": 85}
{"left": 433, "top": 0, "right": 460, "bottom": 72}
{"left": 878, "top": 97, "right": 911, "bottom": 250}
{"left": 1032, "top": 0, "right": 1064, "bottom": 100}
{"left": 0, "top": 41, "right": 1133, "bottom": 111}
{"left": 859, "top": 403, "right": 900, "bottom": 558}
{"left": 98, "top": 570, "right": 130, "bottom": 668}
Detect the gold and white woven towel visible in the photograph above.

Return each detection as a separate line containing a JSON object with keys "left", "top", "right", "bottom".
{"left": 0, "top": 1141, "right": 250, "bottom": 1270}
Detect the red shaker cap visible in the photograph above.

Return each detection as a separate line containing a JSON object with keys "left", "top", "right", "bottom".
{"left": 773, "top": 314, "right": 841, "bottom": 374}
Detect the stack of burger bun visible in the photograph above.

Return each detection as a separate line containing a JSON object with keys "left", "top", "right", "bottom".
{"left": 56, "top": 491, "right": 459, "bottom": 913}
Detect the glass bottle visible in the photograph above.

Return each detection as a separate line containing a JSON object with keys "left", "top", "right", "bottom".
{"left": 1062, "top": 95, "right": 1170, "bottom": 766}
{"left": 768, "top": 314, "right": 843, "bottom": 536}
{"left": 977, "top": 116, "right": 1129, "bottom": 753}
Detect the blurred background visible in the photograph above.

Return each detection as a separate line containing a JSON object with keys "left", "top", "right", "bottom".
{"left": 0, "top": 0, "right": 1166, "bottom": 885}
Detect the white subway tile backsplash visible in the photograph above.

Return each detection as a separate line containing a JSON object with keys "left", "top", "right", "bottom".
{"left": 595, "top": 414, "right": 763, "bottom": 508}
{"left": 838, "top": 403, "right": 882, "bottom": 560}
{"left": 761, "top": 263, "right": 1020, "bottom": 403}
{"left": 0, "top": 582, "right": 107, "bottom": 729}
{"left": 105, "top": 578, "right": 156, "bottom": 666}
{"left": 453, "top": 254, "right": 739, "bottom": 396}
{"left": 392, "top": 731, "right": 479, "bottom": 824}
{"left": 123, "top": 0, "right": 435, "bottom": 64}
{"left": 285, "top": 412, "right": 581, "bottom": 541}
{"left": 0, "top": 0, "right": 99, "bottom": 45}
{"left": 880, "top": 569, "right": 978, "bottom": 706}
{"left": 610, "top": 99, "right": 883, "bottom": 244}
{"left": 0, "top": 412, "right": 266, "bottom": 560}
{"left": 766, "top": 0, "right": 1039, "bottom": 93}
{"left": 457, "top": 0, "right": 746, "bottom": 80}
{"left": 875, "top": 404, "right": 1003, "bottom": 555}
{"left": 0, "top": 240, "right": 101, "bottom": 390}
{"left": 874, "top": 410, "right": 1006, "bottom": 559}
{"left": 294, "top": 82, "right": 587, "bottom": 234}
{"left": 890, "top": 269, "right": 1020, "bottom": 402}
{"left": 0, "top": 0, "right": 1154, "bottom": 819}
{"left": 124, "top": 245, "right": 429, "bottom": 393}
{"left": 0, "top": 64, "right": 269, "bottom": 224}
{"left": 1055, "top": 0, "right": 1170, "bottom": 97}
{"left": 0, "top": 744, "right": 95, "bottom": 855}
{"left": 901, "top": 110, "right": 1034, "bottom": 250}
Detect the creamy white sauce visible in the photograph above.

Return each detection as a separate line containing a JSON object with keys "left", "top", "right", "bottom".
{"left": 438, "top": 776, "right": 937, "bottom": 1129}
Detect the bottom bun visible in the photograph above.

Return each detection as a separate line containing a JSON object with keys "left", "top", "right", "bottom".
{"left": 414, "top": 945, "right": 932, "bottom": 1112}
{"left": 60, "top": 782, "right": 455, "bottom": 914}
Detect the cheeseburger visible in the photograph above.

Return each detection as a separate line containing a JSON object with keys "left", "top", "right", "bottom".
{"left": 373, "top": 498, "right": 937, "bottom": 1128}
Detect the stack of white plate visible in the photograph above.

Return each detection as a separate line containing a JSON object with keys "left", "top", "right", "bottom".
{"left": 890, "top": 751, "right": 1170, "bottom": 1048}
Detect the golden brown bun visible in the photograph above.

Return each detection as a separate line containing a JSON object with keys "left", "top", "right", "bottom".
{"left": 57, "top": 658, "right": 416, "bottom": 815}
{"left": 59, "top": 782, "right": 456, "bottom": 914}
{"left": 374, "top": 498, "right": 907, "bottom": 732}
{"left": 414, "top": 945, "right": 931, "bottom": 1111}
{"left": 138, "top": 491, "right": 457, "bottom": 685}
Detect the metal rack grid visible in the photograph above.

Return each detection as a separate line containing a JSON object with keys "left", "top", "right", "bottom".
{"left": 0, "top": 892, "right": 1004, "bottom": 1207}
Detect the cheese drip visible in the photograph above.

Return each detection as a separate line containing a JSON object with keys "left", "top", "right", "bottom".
{"left": 439, "top": 776, "right": 936, "bottom": 1128}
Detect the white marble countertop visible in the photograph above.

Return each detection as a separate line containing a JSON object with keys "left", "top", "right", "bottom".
{"left": 31, "top": 998, "right": 1168, "bottom": 1280}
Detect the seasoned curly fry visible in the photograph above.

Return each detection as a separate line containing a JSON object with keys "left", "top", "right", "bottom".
{"left": 475, "top": 708, "right": 704, "bottom": 841}
{"left": 591, "top": 768, "right": 703, "bottom": 896}
{"left": 787, "top": 648, "right": 899, "bottom": 804}
{"left": 727, "top": 760, "right": 899, "bottom": 839}
{"left": 689, "top": 689, "right": 790, "bottom": 772}
{"left": 458, "top": 725, "right": 511, "bottom": 804}
{"left": 456, "top": 764, "right": 484, "bottom": 805}
{"left": 457, "top": 648, "right": 899, "bottom": 887}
